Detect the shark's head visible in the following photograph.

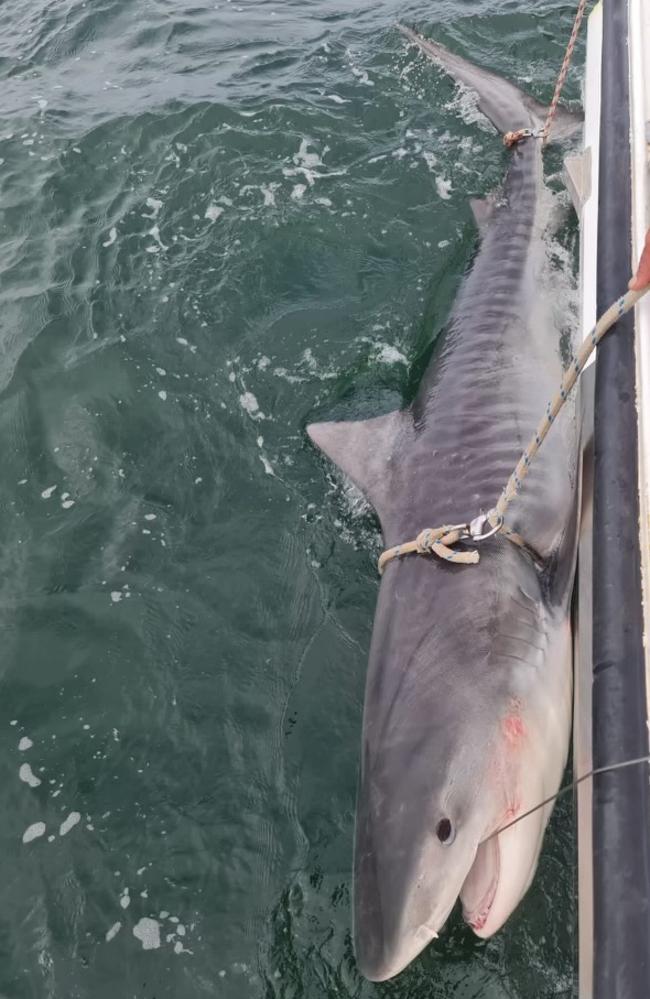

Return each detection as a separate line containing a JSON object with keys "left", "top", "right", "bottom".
{"left": 353, "top": 555, "right": 571, "bottom": 982}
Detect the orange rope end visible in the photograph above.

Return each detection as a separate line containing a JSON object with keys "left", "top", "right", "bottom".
{"left": 503, "top": 129, "right": 532, "bottom": 148}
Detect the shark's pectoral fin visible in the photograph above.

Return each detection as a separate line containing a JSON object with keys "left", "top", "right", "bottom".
{"left": 307, "top": 410, "right": 406, "bottom": 527}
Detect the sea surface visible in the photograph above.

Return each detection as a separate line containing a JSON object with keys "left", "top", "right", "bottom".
{"left": 0, "top": 1, "right": 582, "bottom": 996}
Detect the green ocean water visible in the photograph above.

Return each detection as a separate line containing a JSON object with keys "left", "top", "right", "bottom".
{"left": 0, "top": 2, "right": 582, "bottom": 996}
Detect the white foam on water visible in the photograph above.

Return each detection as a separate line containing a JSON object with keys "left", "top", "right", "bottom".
{"left": 105, "top": 922, "right": 121, "bottom": 942}
{"left": 59, "top": 812, "right": 81, "bottom": 836}
{"left": 239, "top": 392, "right": 262, "bottom": 418}
{"left": 144, "top": 514, "right": 157, "bottom": 521}
{"left": 294, "top": 138, "right": 322, "bottom": 171}
{"left": 283, "top": 138, "right": 345, "bottom": 188}
{"left": 110, "top": 591, "right": 122, "bottom": 603}
{"left": 19, "top": 736, "right": 33, "bottom": 751}
{"left": 205, "top": 204, "right": 224, "bottom": 222}
{"left": 103, "top": 227, "right": 118, "bottom": 248}
{"left": 143, "top": 197, "right": 163, "bottom": 219}
{"left": 19, "top": 763, "right": 41, "bottom": 788}
{"left": 41, "top": 485, "right": 57, "bottom": 499}
{"left": 260, "top": 183, "right": 279, "bottom": 207}
{"left": 375, "top": 344, "right": 408, "bottom": 365}
{"left": 446, "top": 82, "right": 493, "bottom": 133}
{"left": 422, "top": 150, "right": 437, "bottom": 172}
{"left": 341, "top": 478, "right": 372, "bottom": 520}
{"left": 272, "top": 366, "right": 302, "bottom": 384}
{"left": 349, "top": 59, "right": 374, "bottom": 87}
{"left": 297, "top": 346, "right": 338, "bottom": 382}
{"left": 259, "top": 456, "right": 275, "bottom": 477}
{"left": 291, "top": 184, "right": 306, "bottom": 201}
{"left": 325, "top": 94, "right": 348, "bottom": 104}
{"left": 133, "top": 917, "right": 161, "bottom": 950}
{"left": 147, "top": 224, "right": 168, "bottom": 251}
{"left": 158, "top": 390, "right": 167, "bottom": 401}
{"left": 22, "top": 822, "right": 46, "bottom": 844}
{"left": 119, "top": 887, "right": 130, "bottom": 909}
{"left": 436, "top": 176, "right": 453, "bottom": 200}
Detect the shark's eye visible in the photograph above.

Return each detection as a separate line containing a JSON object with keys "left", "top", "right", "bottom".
{"left": 436, "top": 818, "right": 455, "bottom": 845}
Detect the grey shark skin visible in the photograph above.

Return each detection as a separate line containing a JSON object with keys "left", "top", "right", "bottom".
{"left": 308, "top": 29, "right": 581, "bottom": 983}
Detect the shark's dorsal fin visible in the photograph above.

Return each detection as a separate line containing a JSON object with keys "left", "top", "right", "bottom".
{"left": 398, "top": 25, "right": 582, "bottom": 141}
{"left": 307, "top": 410, "right": 406, "bottom": 528}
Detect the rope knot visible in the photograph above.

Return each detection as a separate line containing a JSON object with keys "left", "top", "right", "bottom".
{"left": 379, "top": 524, "right": 480, "bottom": 574}
{"left": 416, "top": 527, "right": 436, "bottom": 553}
{"left": 503, "top": 128, "right": 535, "bottom": 148}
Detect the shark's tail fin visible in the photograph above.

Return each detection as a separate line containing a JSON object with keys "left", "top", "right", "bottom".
{"left": 398, "top": 25, "right": 581, "bottom": 143}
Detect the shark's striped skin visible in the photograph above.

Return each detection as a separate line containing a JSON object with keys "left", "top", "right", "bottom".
{"left": 308, "top": 31, "right": 581, "bottom": 983}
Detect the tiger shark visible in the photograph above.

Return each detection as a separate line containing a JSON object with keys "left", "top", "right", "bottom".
{"left": 307, "top": 28, "right": 582, "bottom": 982}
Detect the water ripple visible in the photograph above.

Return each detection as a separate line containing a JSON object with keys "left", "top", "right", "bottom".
{"left": 0, "top": 1, "right": 580, "bottom": 995}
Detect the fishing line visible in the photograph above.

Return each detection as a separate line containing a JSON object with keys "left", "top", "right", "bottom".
{"left": 489, "top": 753, "right": 650, "bottom": 839}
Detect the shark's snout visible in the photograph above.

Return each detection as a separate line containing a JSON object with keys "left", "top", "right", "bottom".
{"left": 354, "top": 832, "right": 453, "bottom": 982}
{"left": 356, "top": 924, "right": 441, "bottom": 983}
{"left": 352, "top": 730, "right": 486, "bottom": 981}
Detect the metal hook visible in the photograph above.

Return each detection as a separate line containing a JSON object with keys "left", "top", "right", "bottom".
{"left": 467, "top": 514, "right": 503, "bottom": 543}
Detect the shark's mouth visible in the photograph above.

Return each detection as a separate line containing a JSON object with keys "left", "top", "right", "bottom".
{"left": 460, "top": 835, "right": 500, "bottom": 932}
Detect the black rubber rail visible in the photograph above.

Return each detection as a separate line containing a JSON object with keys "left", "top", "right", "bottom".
{"left": 592, "top": 0, "right": 650, "bottom": 995}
